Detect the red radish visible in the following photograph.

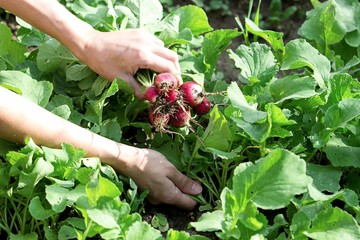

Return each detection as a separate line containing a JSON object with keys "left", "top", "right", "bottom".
{"left": 154, "top": 73, "right": 178, "bottom": 92}
{"left": 149, "top": 109, "right": 170, "bottom": 130}
{"left": 144, "top": 86, "right": 159, "bottom": 103}
{"left": 165, "top": 89, "right": 180, "bottom": 103}
{"left": 179, "top": 81, "right": 204, "bottom": 107}
{"left": 169, "top": 106, "right": 191, "bottom": 128}
{"left": 193, "top": 97, "right": 211, "bottom": 115}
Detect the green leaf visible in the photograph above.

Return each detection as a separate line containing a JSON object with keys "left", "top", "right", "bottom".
{"left": 190, "top": 210, "right": 225, "bottom": 232}
{"left": 125, "top": 221, "right": 163, "bottom": 240}
{"left": 324, "top": 98, "right": 360, "bottom": 129}
{"left": 17, "top": 157, "right": 54, "bottom": 196}
{"left": 228, "top": 42, "right": 278, "bottom": 85}
{"left": 282, "top": 39, "right": 330, "bottom": 90}
{"left": 325, "top": 137, "right": 360, "bottom": 168}
{"left": 125, "top": 0, "right": 163, "bottom": 31}
{"left": 87, "top": 198, "right": 128, "bottom": 230}
{"left": 326, "top": 73, "right": 355, "bottom": 107}
{"left": 304, "top": 206, "right": 360, "bottom": 240}
{"left": 227, "top": 82, "right": 267, "bottom": 123}
{"left": 290, "top": 202, "right": 325, "bottom": 239}
{"left": 239, "top": 202, "right": 268, "bottom": 231}
{"left": 46, "top": 94, "right": 83, "bottom": 125}
{"left": 166, "top": 229, "right": 210, "bottom": 240}
{"left": 306, "top": 163, "right": 342, "bottom": 193}
{"left": 232, "top": 117, "right": 271, "bottom": 143}
{"left": 299, "top": 0, "right": 360, "bottom": 49}
{"left": 201, "top": 105, "right": 232, "bottom": 151}
{"left": 0, "top": 70, "right": 53, "bottom": 107}
{"left": 162, "top": 5, "right": 213, "bottom": 36}
{"left": 202, "top": 29, "right": 240, "bottom": 79}
{"left": 43, "top": 143, "right": 85, "bottom": 179}
{"left": 233, "top": 149, "right": 312, "bottom": 210}
{"left": 65, "top": 63, "right": 95, "bottom": 82}
{"left": 0, "top": 23, "right": 27, "bottom": 69}
{"left": 37, "top": 39, "right": 78, "bottom": 72}
{"left": 86, "top": 175, "right": 121, "bottom": 207}
{"left": 45, "top": 185, "right": 70, "bottom": 212}
{"left": 270, "top": 75, "right": 318, "bottom": 103}
{"left": 100, "top": 118, "right": 122, "bottom": 142}
{"left": 29, "top": 196, "right": 56, "bottom": 220}
{"left": 92, "top": 76, "right": 110, "bottom": 97}
{"left": 9, "top": 233, "right": 38, "bottom": 240}
{"left": 245, "top": 18, "right": 285, "bottom": 57}
{"left": 84, "top": 7, "right": 116, "bottom": 31}
{"left": 16, "top": 17, "right": 51, "bottom": 47}
{"left": 267, "top": 104, "right": 296, "bottom": 126}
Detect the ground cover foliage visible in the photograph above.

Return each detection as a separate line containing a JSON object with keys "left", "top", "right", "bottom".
{"left": 0, "top": 0, "right": 360, "bottom": 239}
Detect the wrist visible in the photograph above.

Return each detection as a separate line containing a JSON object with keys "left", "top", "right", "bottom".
{"left": 88, "top": 134, "right": 141, "bottom": 175}
{"left": 62, "top": 21, "right": 95, "bottom": 63}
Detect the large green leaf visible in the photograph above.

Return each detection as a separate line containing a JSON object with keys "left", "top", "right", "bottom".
{"left": 125, "top": 0, "right": 163, "bottom": 31}
{"left": 324, "top": 98, "right": 360, "bottom": 129}
{"left": 233, "top": 149, "right": 312, "bottom": 210}
{"left": 37, "top": 39, "right": 78, "bottom": 72}
{"left": 0, "top": 23, "right": 27, "bottom": 69}
{"left": 161, "top": 5, "right": 213, "bottom": 36}
{"left": 245, "top": 18, "right": 285, "bottom": 58}
{"left": 304, "top": 206, "right": 360, "bottom": 240}
{"left": 86, "top": 175, "right": 121, "bottom": 207}
{"left": 202, "top": 29, "right": 240, "bottom": 79}
{"left": 270, "top": 75, "right": 318, "bottom": 103}
{"left": 228, "top": 42, "right": 278, "bottom": 85}
{"left": 0, "top": 70, "right": 53, "bottom": 107}
{"left": 299, "top": 0, "right": 360, "bottom": 48}
{"left": 201, "top": 105, "right": 232, "bottom": 151}
{"left": 282, "top": 39, "right": 330, "bottom": 90}
{"left": 325, "top": 137, "right": 360, "bottom": 168}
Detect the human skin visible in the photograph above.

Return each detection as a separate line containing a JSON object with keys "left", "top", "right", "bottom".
{"left": 0, "top": 0, "right": 201, "bottom": 209}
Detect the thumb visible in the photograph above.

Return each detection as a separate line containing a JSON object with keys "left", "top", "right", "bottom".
{"left": 169, "top": 169, "right": 202, "bottom": 195}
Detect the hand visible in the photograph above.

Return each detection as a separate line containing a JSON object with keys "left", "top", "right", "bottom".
{"left": 119, "top": 147, "right": 202, "bottom": 210}
{"left": 78, "top": 28, "right": 182, "bottom": 98}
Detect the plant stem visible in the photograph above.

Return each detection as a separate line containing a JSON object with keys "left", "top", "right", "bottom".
{"left": 9, "top": 198, "right": 23, "bottom": 232}
{"left": 20, "top": 197, "right": 32, "bottom": 234}
{"left": 82, "top": 219, "right": 93, "bottom": 240}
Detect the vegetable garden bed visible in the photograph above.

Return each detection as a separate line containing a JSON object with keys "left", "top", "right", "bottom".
{"left": 1, "top": 0, "right": 360, "bottom": 239}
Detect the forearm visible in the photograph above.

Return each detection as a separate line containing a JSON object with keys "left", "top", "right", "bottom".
{"left": 0, "top": 86, "right": 135, "bottom": 171}
{"left": 0, "top": 0, "right": 92, "bottom": 60}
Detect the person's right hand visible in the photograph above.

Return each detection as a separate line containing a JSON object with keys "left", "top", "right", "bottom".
{"left": 77, "top": 28, "right": 182, "bottom": 98}
{"left": 114, "top": 146, "right": 202, "bottom": 210}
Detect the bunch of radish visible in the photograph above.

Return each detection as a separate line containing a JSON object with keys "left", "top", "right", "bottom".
{"left": 137, "top": 71, "right": 211, "bottom": 133}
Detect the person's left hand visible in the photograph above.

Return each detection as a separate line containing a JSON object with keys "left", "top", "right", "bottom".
{"left": 77, "top": 28, "right": 182, "bottom": 98}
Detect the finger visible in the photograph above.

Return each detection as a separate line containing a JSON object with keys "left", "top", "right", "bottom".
{"left": 137, "top": 53, "right": 182, "bottom": 86}
{"left": 166, "top": 184, "right": 199, "bottom": 210}
{"left": 151, "top": 45, "right": 181, "bottom": 71}
{"left": 117, "top": 72, "right": 144, "bottom": 99}
{"left": 167, "top": 167, "right": 202, "bottom": 195}
{"left": 150, "top": 46, "right": 183, "bottom": 84}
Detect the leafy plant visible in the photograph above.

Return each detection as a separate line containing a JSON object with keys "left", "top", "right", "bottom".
{"left": 267, "top": 0, "right": 298, "bottom": 27}
{"left": 191, "top": 0, "right": 231, "bottom": 16}
{"left": 1, "top": 0, "right": 360, "bottom": 239}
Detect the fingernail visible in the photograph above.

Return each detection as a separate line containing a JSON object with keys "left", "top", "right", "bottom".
{"left": 191, "top": 182, "right": 202, "bottom": 193}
